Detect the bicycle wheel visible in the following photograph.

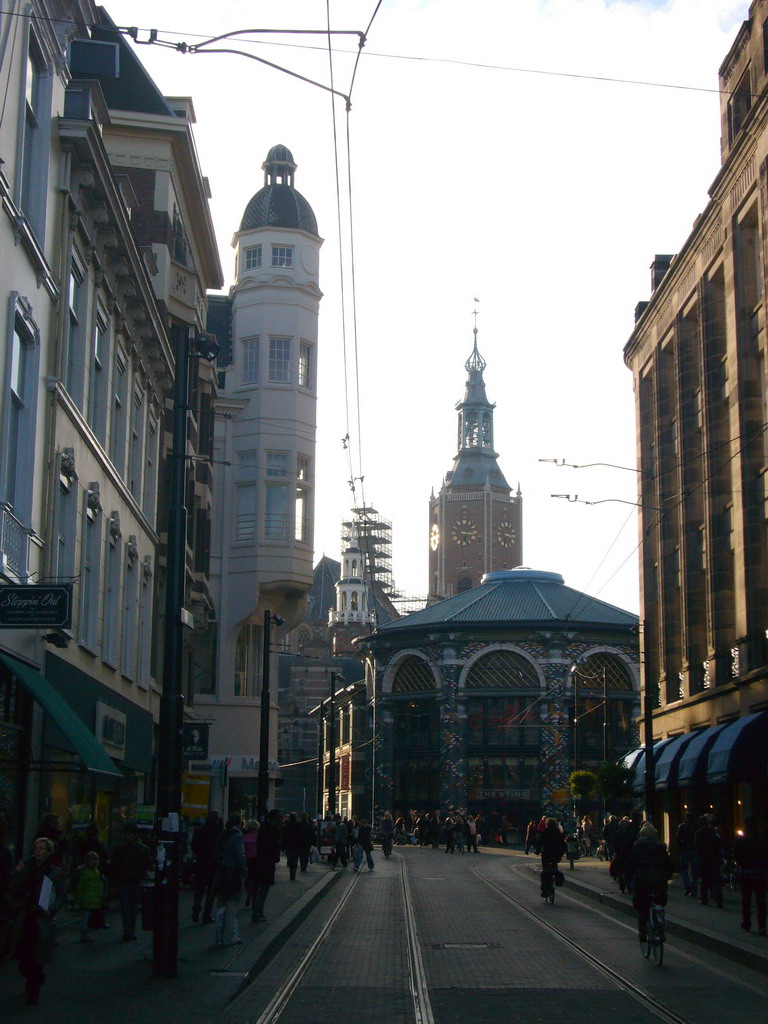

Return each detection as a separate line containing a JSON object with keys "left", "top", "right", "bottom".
{"left": 652, "top": 935, "right": 664, "bottom": 965}
{"left": 547, "top": 884, "right": 555, "bottom": 904}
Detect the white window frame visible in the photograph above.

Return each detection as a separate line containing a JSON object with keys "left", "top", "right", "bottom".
{"left": 236, "top": 483, "right": 257, "bottom": 542}
{"left": 299, "top": 341, "right": 312, "bottom": 389}
{"left": 128, "top": 386, "right": 145, "bottom": 500}
{"left": 53, "top": 461, "right": 78, "bottom": 584}
{"left": 88, "top": 306, "right": 110, "bottom": 444}
{"left": 271, "top": 245, "right": 293, "bottom": 268}
{"left": 102, "top": 526, "right": 121, "bottom": 668}
{"left": 109, "top": 346, "right": 128, "bottom": 474}
{"left": 264, "top": 483, "right": 289, "bottom": 540}
{"left": 137, "top": 559, "right": 152, "bottom": 690}
{"left": 121, "top": 547, "right": 139, "bottom": 681}
{"left": 78, "top": 494, "right": 102, "bottom": 652}
{"left": 268, "top": 337, "right": 291, "bottom": 383}
{"left": 17, "top": 32, "right": 51, "bottom": 240}
{"left": 64, "top": 254, "right": 87, "bottom": 408}
{"left": 244, "top": 245, "right": 262, "bottom": 270}
{"left": 2, "top": 295, "right": 41, "bottom": 527}
{"left": 143, "top": 416, "right": 158, "bottom": 521}
{"left": 242, "top": 336, "right": 259, "bottom": 385}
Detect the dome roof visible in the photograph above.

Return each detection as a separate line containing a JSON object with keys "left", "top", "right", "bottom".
{"left": 374, "top": 567, "right": 638, "bottom": 632}
{"left": 239, "top": 144, "right": 318, "bottom": 235}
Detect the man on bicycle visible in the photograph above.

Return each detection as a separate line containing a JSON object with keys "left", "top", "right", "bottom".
{"left": 540, "top": 818, "right": 566, "bottom": 897}
{"left": 626, "top": 822, "right": 673, "bottom": 941}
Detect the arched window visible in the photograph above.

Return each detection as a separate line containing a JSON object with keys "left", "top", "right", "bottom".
{"left": 392, "top": 656, "right": 436, "bottom": 692}
{"left": 578, "top": 652, "right": 633, "bottom": 691}
{"left": 351, "top": 559, "right": 357, "bottom": 576}
{"left": 341, "top": 592, "right": 348, "bottom": 610}
{"left": 351, "top": 591, "right": 359, "bottom": 610}
{"left": 361, "top": 591, "right": 366, "bottom": 610}
{"left": 465, "top": 649, "right": 540, "bottom": 689}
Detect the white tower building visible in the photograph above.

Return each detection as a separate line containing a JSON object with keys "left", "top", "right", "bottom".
{"left": 202, "top": 145, "right": 323, "bottom": 816}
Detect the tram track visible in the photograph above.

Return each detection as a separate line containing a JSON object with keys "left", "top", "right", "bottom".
{"left": 471, "top": 858, "right": 762, "bottom": 1024}
{"left": 237, "top": 854, "right": 432, "bottom": 1024}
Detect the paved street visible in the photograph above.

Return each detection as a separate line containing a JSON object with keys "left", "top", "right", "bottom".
{"left": 2, "top": 845, "right": 767, "bottom": 1023}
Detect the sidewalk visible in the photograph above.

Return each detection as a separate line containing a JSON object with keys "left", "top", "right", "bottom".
{"left": 501, "top": 844, "right": 768, "bottom": 975}
{"left": 0, "top": 859, "right": 343, "bottom": 1021}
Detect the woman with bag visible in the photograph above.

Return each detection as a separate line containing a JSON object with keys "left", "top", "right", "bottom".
{"left": 7, "top": 836, "right": 66, "bottom": 1005}
{"left": 353, "top": 820, "right": 375, "bottom": 872}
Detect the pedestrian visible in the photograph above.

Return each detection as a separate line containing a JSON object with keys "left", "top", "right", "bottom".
{"left": 79, "top": 823, "right": 109, "bottom": 929}
{"left": 581, "top": 815, "right": 594, "bottom": 856}
{"left": 251, "top": 809, "right": 282, "bottom": 923}
{"left": 243, "top": 820, "right": 259, "bottom": 906}
{"left": 191, "top": 811, "right": 222, "bottom": 923}
{"left": 329, "top": 814, "right": 348, "bottom": 869}
{"left": 282, "top": 812, "right": 303, "bottom": 880}
{"left": 466, "top": 815, "right": 479, "bottom": 854}
{"left": 540, "top": 818, "right": 566, "bottom": 897}
{"left": 695, "top": 814, "right": 724, "bottom": 908}
{"left": 428, "top": 814, "right": 441, "bottom": 850}
{"left": 353, "top": 819, "right": 375, "bottom": 871}
{"left": 443, "top": 816, "right": 456, "bottom": 854}
{"left": 733, "top": 817, "right": 768, "bottom": 935}
{"left": 74, "top": 850, "right": 104, "bottom": 943}
{"left": 499, "top": 815, "right": 510, "bottom": 847}
{"left": 676, "top": 811, "right": 699, "bottom": 897}
{"left": 611, "top": 817, "right": 635, "bottom": 893}
{"left": 454, "top": 814, "right": 466, "bottom": 854}
{"left": 298, "top": 813, "right": 315, "bottom": 871}
{"left": 626, "top": 822, "right": 673, "bottom": 942}
{"left": 524, "top": 819, "right": 537, "bottom": 854}
{"left": 534, "top": 814, "right": 547, "bottom": 855}
{"left": 110, "top": 823, "right": 153, "bottom": 941}
{"left": 214, "top": 813, "right": 247, "bottom": 946}
{"left": 33, "top": 814, "right": 67, "bottom": 869}
{"left": 602, "top": 814, "right": 619, "bottom": 860}
{"left": 7, "top": 836, "right": 66, "bottom": 1005}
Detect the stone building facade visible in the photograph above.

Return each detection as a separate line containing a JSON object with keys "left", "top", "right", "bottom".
{"left": 624, "top": 0, "right": 768, "bottom": 838}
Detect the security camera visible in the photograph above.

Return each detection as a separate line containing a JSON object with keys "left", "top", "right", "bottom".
{"left": 271, "top": 614, "right": 286, "bottom": 627}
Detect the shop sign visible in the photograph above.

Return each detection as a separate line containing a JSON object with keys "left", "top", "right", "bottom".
{"left": 476, "top": 789, "right": 531, "bottom": 800}
{"left": 95, "top": 701, "right": 126, "bottom": 758}
{"left": 182, "top": 723, "right": 209, "bottom": 761}
{"left": 0, "top": 584, "right": 72, "bottom": 628}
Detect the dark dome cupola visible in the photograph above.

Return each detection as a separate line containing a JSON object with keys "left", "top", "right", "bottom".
{"left": 239, "top": 144, "right": 318, "bottom": 235}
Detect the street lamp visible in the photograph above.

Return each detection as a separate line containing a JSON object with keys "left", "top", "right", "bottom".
{"left": 257, "top": 610, "right": 285, "bottom": 820}
{"left": 153, "top": 328, "right": 219, "bottom": 980}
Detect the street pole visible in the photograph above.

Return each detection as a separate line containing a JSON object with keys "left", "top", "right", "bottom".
{"left": 153, "top": 324, "right": 190, "bottom": 979}
{"left": 257, "top": 609, "right": 273, "bottom": 820}
{"left": 328, "top": 673, "right": 336, "bottom": 816}
{"left": 316, "top": 701, "right": 324, "bottom": 819}
{"left": 602, "top": 667, "right": 608, "bottom": 825}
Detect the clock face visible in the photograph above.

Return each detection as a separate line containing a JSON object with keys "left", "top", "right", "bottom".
{"left": 451, "top": 516, "right": 477, "bottom": 546}
{"left": 430, "top": 523, "right": 440, "bottom": 551}
{"left": 496, "top": 519, "right": 516, "bottom": 548}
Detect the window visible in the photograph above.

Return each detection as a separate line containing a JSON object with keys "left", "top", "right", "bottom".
{"left": 728, "top": 68, "right": 752, "bottom": 142}
{"left": 137, "top": 560, "right": 152, "bottom": 689}
{"left": 242, "top": 336, "right": 259, "bottom": 384}
{"left": 3, "top": 302, "right": 40, "bottom": 527}
{"left": 234, "top": 623, "right": 262, "bottom": 696}
{"left": 236, "top": 483, "right": 257, "bottom": 541}
{"left": 64, "top": 260, "right": 87, "bottom": 407}
{"left": 109, "top": 349, "right": 128, "bottom": 473}
{"left": 19, "top": 39, "right": 50, "bottom": 238}
{"left": 268, "top": 337, "right": 291, "bottom": 382}
{"left": 266, "top": 452, "right": 288, "bottom": 477}
{"left": 295, "top": 487, "right": 308, "bottom": 542}
{"left": 128, "top": 388, "right": 145, "bottom": 499}
{"left": 102, "top": 525, "right": 121, "bottom": 667}
{"left": 79, "top": 495, "right": 102, "bottom": 650}
{"left": 265, "top": 484, "right": 289, "bottom": 539}
{"left": 143, "top": 418, "right": 158, "bottom": 521}
{"left": 52, "top": 453, "right": 77, "bottom": 583}
{"left": 297, "top": 455, "right": 310, "bottom": 481}
{"left": 299, "top": 342, "right": 312, "bottom": 388}
{"left": 271, "top": 245, "right": 293, "bottom": 268}
{"left": 89, "top": 311, "right": 110, "bottom": 444}
{"left": 244, "top": 245, "right": 262, "bottom": 270}
{"left": 121, "top": 546, "right": 139, "bottom": 681}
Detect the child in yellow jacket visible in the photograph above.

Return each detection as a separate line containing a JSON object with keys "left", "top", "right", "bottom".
{"left": 75, "top": 851, "right": 104, "bottom": 943}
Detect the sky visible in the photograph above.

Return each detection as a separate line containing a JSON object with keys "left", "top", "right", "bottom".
{"left": 101, "top": 0, "right": 750, "bottom": 615}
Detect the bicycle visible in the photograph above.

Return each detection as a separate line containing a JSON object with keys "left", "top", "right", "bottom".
{"left": 540, "top": 866, "right": 557, "bottom": 904}
{"left": 641, "top": 899, "right": 666, "bottom": 966}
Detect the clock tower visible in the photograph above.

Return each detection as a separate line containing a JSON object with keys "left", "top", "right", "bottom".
{"left": 428, "top": 326, "right": 522, "bottom": 599}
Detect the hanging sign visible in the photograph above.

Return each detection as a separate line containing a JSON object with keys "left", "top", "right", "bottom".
{"left": 0, "top": 584, "right": 73, "bottom": 628}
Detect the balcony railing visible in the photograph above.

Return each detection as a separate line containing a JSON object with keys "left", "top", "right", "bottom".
{"left": 0, "top": 503, "right": 31, "bottom": 580}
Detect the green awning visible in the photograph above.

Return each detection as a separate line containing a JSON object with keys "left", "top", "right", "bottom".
{"left": 0, "top": 652, "right": 121, "bottom": 776}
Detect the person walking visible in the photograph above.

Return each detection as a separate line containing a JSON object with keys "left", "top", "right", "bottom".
{"left": 534, "top": 814, "right": 547, "bottom": 855}
{"left": 329, "top": 814, "right": 348, "bottom": 869}
{"left": 443, "top": 816, "right": 456, "bottom": 854}
{"left": 454, "top": 814, "right": 466, "bottom": 854}
{"left": 191, "top": 811, "right": 222, "bottom": 923}
{"left": 626, "top": 822, "right": 673, "bottom": 942}
{"left": 524, "top": 819, "right": 537, "bottom": 855}
{"left": 74, "top": 850, "right": 104, "bottom": 943}
{"left": 242, "top": 820, "right": 259, "bottom": 906}
{"left": 733, "top": 817, "right": 768, "bottom": 935}
{"left": 110, "top": 823, "right": 153, "bottom": 942}
{"left": 214, "top": 813, "right": 247, "bottom": 946}
{"left": 298, "top": 813, "right": 315, "bottom": 872}
{"left": 602, "top": 815, "right": 619, "bottom": 860}
{"left": 251, "top": 809, "right": 282, "bottom": 923}
{"left": 380, "top": 811, "right": 395, "bottom": 858}
{"left": 539, "top": 818, "right": 566, "bottom": 897}
{"left": 7, "top": 836, "right": 66, "bottom": 1005}
{"left": 676, "top": 811, "right": 699, "bottom": 897}
{"left": 282, "top": 812, "right": 303, "bottom": 880}
{"left": 581, "top": 815, "right": 594, "bottom": 856}
{"left": 611, "top": 817, "right": 635, "bottom": 893}
{"left": 695, "top": 814, "right": 724, "bottom": 908}
{"left": 353, "top": 820, "right": 375, "bottom": 871}
{"left": 466, "top": 815, "right": 479, "bottom": 854}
